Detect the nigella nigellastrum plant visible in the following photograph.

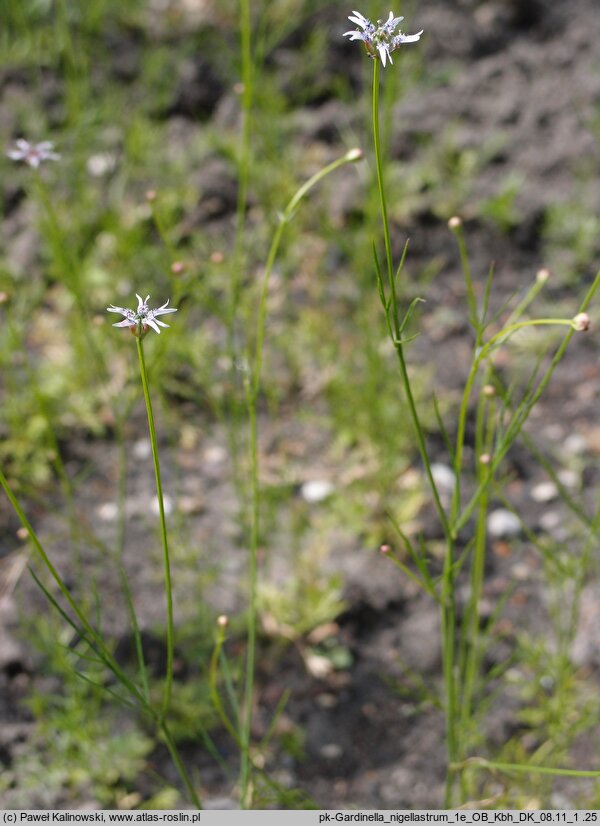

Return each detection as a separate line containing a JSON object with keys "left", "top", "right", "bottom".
{"left": 343, "top": 10, "right": 423, "bottom": 66}
{"left": 6, "top": 139, "right": 61, "bottom": 167}
{"left": 107, "top": 293, "right": 177, "bottom": 337}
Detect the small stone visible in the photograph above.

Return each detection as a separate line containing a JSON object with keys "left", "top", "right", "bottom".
{"left": 305, "top": 653, "right": 333, "bottom": 678}
{"left": 563, "top": 433, "right": 586, "bottom": 456}
{"left": 487, "top": 508, "right": 521, "bottom": 538}
{"left": 320, "top": 743, "right": 343, "bottom": 760}
{"left": 316, "top": 693, "right": 338, "bottom": 709}
{"left": 430, "top": 463, "right": 455, "bottom": 493}
{"left": 176, "top": 495, "right": 205, "bottom": 515}
{"left": 530, "top": 481, "right": 558, "bottom": 503}
{"left": 132, "top": 438, "right": 152, "bottom": 460}
{"left": 510, "top": 562, "right": 530, "bottom": 581}
{"left": 203, "top": 445, "right": 227, "bottom": 465}
{"left": 557, "top": 469, "right": 578, "bottom": 488}
{"left": 539, "top": 511, "right": 561, "bottom": 532}
{"left": 97, "top": 502, "right": 118, "bottom": 521}
{"left": 300, "top": 480, "right": 334, "bottom": 503}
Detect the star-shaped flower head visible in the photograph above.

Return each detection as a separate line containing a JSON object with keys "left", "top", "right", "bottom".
{"left": 343, "top": 10, "right": 423, "bottom": 66}
{"left": 107, "top": 294, "right": 177, "bottom": 337}
{"left": 6, "top": 139, "right": 61, "bottom": 168}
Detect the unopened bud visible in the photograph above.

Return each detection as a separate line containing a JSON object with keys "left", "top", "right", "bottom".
{"left": 345, "top": 147, "right": 363, "bottom": 162}
{"left": 379, "top": 543, "right": 391, "bottom": 554}
{"left": 16, "top": 527, "right": 28, "bottom": 540}
{"left": 483, "top": 384, "right": 496, "bottom": 398}
{"left": 479, "top": 453, "right": 491, "bottom": 465}
{"left": 536, "top": 268, "right": 550, "bottom": 284}
{"left": 210, "top": 251, "right": 224, "bottom": 264}
{"left": 217, "top": 614, "right": 229, "bottom": 628}
{"left": 448, "top": 216, "right": 462, "bottom": 230}
{"left": 171, "top": 261, "right": 185, "bottom": 275}
{"left": 573, "top": 313, "right": 590, "bottom": 332}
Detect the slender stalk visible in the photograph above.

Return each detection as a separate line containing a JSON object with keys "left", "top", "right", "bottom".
{"left": 239, "top": 147, "right": 362, "bottom": 807}
{"left": 372, "top": 60, "right": 394, "bottom": 290}
{"left": 135, "top": 335, "right": 174, "bottom": 718}
{"left": 459, "top": 369, "right": 493, "bottom": 729}
{"left": 371, "top": 59, "right": 458, "bottom": 802}
{"left": 371, "top": 60, "right": 450, "bottom": 541}
{"left": 160, "top": 720, "right": 202, "bottom": 809}
{"left": 0, "top": 466, "right": 146, "bottom": 707}
{"left": 449, "top": 219, "right": 478, "bottom": 327}
{"left": 218, "top": 0, "right": 254, "bottom": 545}
{"left": 456, "top": 757, "right": 600, "bottom": 779}
{"left": 233, "top": 0, "right": 253, "bottom": 307}
{"left": 455, "top": 268, "right": 600, "bottom": 535}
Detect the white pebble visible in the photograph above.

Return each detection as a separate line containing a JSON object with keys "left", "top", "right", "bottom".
{"left": 301, "top": 480, "right": 334, "bottom": 503}
{"left": 563, "top": 433, "right": 586, "bottom": 456}
{"left": 430, "top": 463, "right": 455, "bottom": 493}
{"left": 96, "top": 502, "right": 118, "bottom": 521}
{"left": 320, "top": 743, "right": 343, "bottom": 760}
{"left": 487, "top": 508, "right": 521, "bottom": 538}
{"left": 132, "top": 438, "right": 152, "bottom": 460}
{"left": 539, "top": 511, "right": 561, "bottom": 532}
{"left": 557, "top": 469, "right": 578, "bottom": 488}
{"left": 530, "top": 481, "right": 558, "bottom": 503}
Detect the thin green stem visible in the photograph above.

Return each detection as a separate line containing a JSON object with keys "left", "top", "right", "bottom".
{"left": 371, "top": 59, "right": 458, "bottom": 805}
{"left": 456, "top": 758, "right": 600, "bottom": 779}
{"left": 455, "top": 268, "right": 600, "bottom": 535}
{"left": 372, "top": 60, "right": 394, "bottom": 289}
{"left": 221, "top": 0, "right": 254, "bottom": 552}
{"left": 450, "top": 316, "right": 583, "bottom": 539}
{"left": 459, "top": 369, "right": 493, "bottom": 730}
{"left": 0, "top": 466, "right": 146, "bottom": 707}
{"left": 250, "top": 148, "right": 363, "bottom": 402}
{"left": 449, "top": 227, "right": 486, "bottom": 524}
{"left": 233, "top": 0, "right": 253, "bottom": 301}
{"left": 239, "top": 147, "right": 362, "bottom": 807}
{"left": 449, "top": 220, "right": 478, "bottom": 327}
{"left": 136, "top": 335, "right": 174, "bottom": 719}
{"left": 160, "top": 719, "right": 202, "bottom": 809}
{"left": 371, "top": 61, "right": 450, "bottom": 541}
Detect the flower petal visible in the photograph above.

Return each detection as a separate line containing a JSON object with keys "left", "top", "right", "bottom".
{"left": 145, "top": 318, "right": 162, "bottom": 334}
{"left": 156, "top": 299, "right": 177, "bottom": 312}
{"left": 395, "top": 29, "right": 423, "bottom": 43}
{"left": 348, "top": 10, "right": 370, "bottom": 28}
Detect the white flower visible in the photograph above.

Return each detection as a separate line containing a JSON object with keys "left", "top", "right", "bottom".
{"left": 6, "top": 139, "right": 60, "bottom": 168}
{"left": 343, "top": 9, "right": 423, "bottom": 67}
{"left": 107, "top": 294, "right": 177, "bottom": 336}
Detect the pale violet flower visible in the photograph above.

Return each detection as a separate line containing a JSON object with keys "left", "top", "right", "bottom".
{"left": 6, "top": 139, "right": 60, "bottom": 168}
{"left": 343, "top": 10, "right": 423, "bottom": 67}
{"left": 107, "top": 294, "right": 177, "bottom": 336}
